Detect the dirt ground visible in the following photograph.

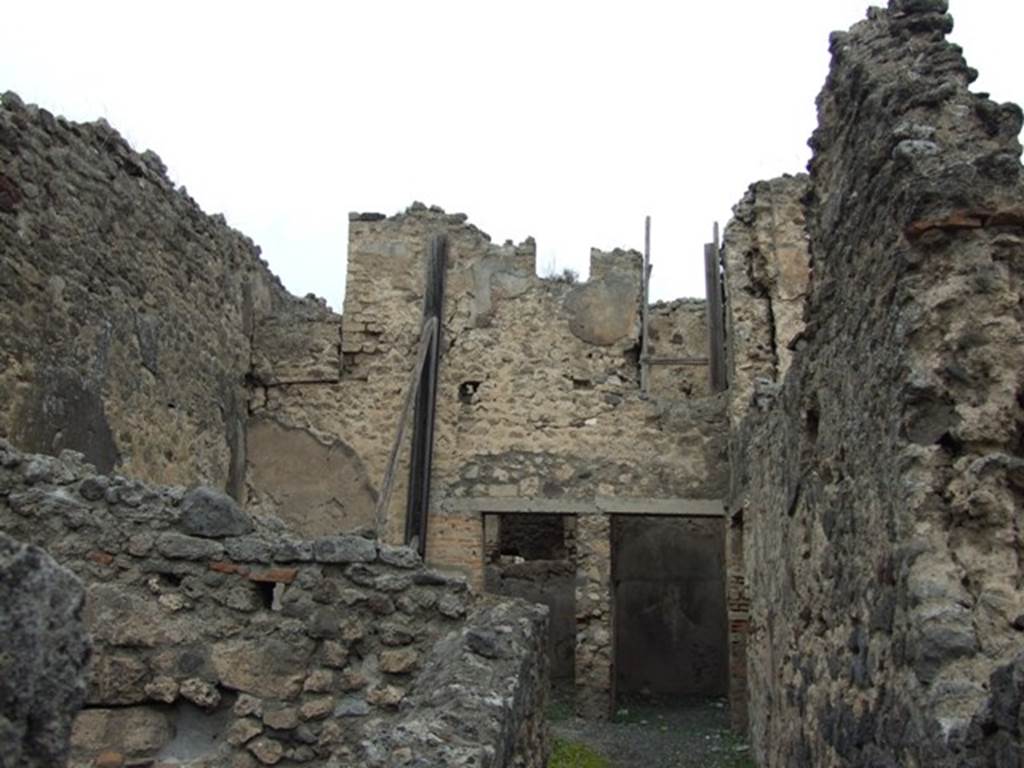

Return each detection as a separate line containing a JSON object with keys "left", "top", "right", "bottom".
{"left": 549, "top": 694, "right": 755, "bottom": 768}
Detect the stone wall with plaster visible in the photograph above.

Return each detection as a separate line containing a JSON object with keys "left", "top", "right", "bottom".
{"left": 728, "top": 2, "right": 1024, "bottom": 765}
{"left": 0, "top": 91, "right": 295, "bottom": 496}
{"left": 720, "top": 174, "right": 812, "bottom": 733}
{"left": 0, "top": 440, "right": 549, "bottom": 768}
{"left": 253, "top": 205, "right": 728, "bottom": 570}
{"left": 722, "top": 174, "right": 811, "bottom": 429}
{"left": 646, "top": 299, "right": 711, "bottom": 400}
{"left": 251, "top": 205, "right": 728, "bottom": 718}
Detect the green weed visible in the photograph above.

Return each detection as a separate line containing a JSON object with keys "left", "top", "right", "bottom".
{"left": 548, "top": 739, "right": 611, "bottom": 768}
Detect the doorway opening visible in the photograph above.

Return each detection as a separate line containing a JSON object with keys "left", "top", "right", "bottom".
{"left": 611, "top": 515, "right": 728, "bottom": 706}
{"left": 483, "top": 513, "right": 577, "bottom": 689}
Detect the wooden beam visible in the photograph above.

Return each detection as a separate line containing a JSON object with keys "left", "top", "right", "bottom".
{"left": 443, "top": 496, "right": 725, "bottom": 518}
{"left": 640, "top": 215, "right": 651, "bottom": 395}
{"left": 705, "top": 222, "right": 727, "bottom": 392}
{"left": 405, "top": 235, "right": 447, "bottom": 555}
{"left": 642, "top": 356, "right": 710, "bottom": 367}
{"left": 373, "top": 316, "right": 437, "bottom": 538}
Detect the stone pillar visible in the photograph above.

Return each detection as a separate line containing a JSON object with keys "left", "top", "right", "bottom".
{"left": 574, "top": 514, "right": 612, "bottom": 718}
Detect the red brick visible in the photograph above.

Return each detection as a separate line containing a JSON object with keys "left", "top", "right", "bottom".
{"left": 248, "top": 567, "right": 298, "bottom": 584}
{"left": 86, "top": 550, "right": 114, "bottom": 566}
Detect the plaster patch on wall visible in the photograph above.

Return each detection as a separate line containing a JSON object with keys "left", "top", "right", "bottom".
{"left": 245, "top": 419, "right": 376, "bottom": 537}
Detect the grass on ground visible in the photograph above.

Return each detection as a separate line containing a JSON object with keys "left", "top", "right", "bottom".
{"left": 548, "top": 739, "right": 611, "bottom": 768}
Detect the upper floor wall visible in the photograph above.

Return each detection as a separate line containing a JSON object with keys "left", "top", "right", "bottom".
{"left": 249, "top": 204, "right": 728, "bottom": 547}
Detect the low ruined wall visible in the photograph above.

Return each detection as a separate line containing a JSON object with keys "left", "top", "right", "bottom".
{"left": 0, "top": 91, "right": 292, "bottom": 495}
{"left": 0, "top": 440, "right": 548, "bottom": 768}
{"left": 729, "top": 2, "right": 1024, "bottom": 765}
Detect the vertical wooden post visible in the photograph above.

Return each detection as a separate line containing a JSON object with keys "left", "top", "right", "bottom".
{"left": 705, "top": 222, "right": 727, "bottom": 392}
{"left": 374, "top": 316, "right": 437, "bottom": 540}
{"left": 640, "top": 216, "right": 651, "bottom": 395}
{"left": 405, "top": 234, "right": 447, "bottom": 555}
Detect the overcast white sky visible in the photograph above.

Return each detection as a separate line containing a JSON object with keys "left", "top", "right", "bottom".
{"left": 2, "top": 1, "right": 1021, "bottom": 307}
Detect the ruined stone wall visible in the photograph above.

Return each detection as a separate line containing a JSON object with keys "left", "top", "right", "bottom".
{"left": 252, "top": 205, "right": 728, "bottom": 573}
{"left": 251, "top": 205, "right": 728, "bottom": 719}
{"left": 720, "top": 174, "right": 812, "bottom": 734}
{"left": 0, "top": 440, "right": 548, "bottom": 768}
{"left": 0, "top": 91, "right": 292, "bottom": 496}
{"left": 728, "top": 2, "right": 1024, "bottom": 765}
{"left": 722, "top": 174, "right": 810, "bottom": 429}
{"left": 646, "top": 299, "right": 711, "bottom": 400}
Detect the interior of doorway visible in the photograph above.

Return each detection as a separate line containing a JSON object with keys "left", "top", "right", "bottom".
{"left": 611, "top": 514, "right": 728, "bottom": 706}
{"left": 482, "top": 513, "right": 577, "bottom": 688}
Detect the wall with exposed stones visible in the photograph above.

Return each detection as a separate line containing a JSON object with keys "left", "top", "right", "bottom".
{"left": 0, "top": 80, "right": 729, "bottom": 724}
{"left": 249, "top": 205, "right": 728, "bottom": 717}
{"left": 726, "top": 1, "right": 1024, "bottom": 765}
{"left": 720, "top": 174, "right": 812, "bottom": 734}
{"left": 252, "top": 207, "right": 728, "bottom": 556}
{"left": 0, "top": 90, "right": 295, "bottom": 497}
{"left": 646, "top": 299, "right": 711, "bottom": 400}
{"left": 0, "top": 440, "right": 548, "bottom": 768}
{"left": 722, "top": 175, "right": 810, "bottom": 430}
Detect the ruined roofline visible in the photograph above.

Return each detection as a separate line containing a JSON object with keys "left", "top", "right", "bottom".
{"left": 348, "top": 200, "right": 651, "bottom": 287}
{"left": 348, "top": 205, "right": 707, "bottom": 304}
{"left": 651, "top": 297, "right": 708, "bottom": 308}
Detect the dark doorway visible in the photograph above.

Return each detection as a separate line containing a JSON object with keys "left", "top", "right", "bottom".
{"left": 483, "top": 513, "right": 576, "bottom": 684}
{"left": 611, "top": 516, "right": 728, "bottom": 701}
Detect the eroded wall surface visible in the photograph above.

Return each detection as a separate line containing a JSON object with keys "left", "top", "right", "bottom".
{"left": 0, "top": 91, "right": 291, "bottom": 494}
{"left": 722, "top": 174, "right": 810, "bottom": 429}
{"left": 729, "top": 2, "right": 1024, "bottom": 765}
{"left": 721, "top": 175, "right": 812, "bottom": 733}
{"left": 0, "top": 87, "right": 728, "bottom": 724}
{"left": 646, "top": 299, "right": 711, "bottom": 400}
{"left": 0, "top": 440, "right": 549, "bottom": 768}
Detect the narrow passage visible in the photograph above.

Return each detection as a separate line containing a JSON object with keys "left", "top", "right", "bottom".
{"left": 549, "top": 697, "right": 753, "bottom": 768}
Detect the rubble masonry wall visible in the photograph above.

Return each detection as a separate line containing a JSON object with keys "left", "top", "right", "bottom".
{"left": 0, "top": 91, "right": 294, "bottom": 496}
{"left": 0, "top": 440, "right": 548, "bottom": 768}
{"left": 727, "top": 2, "right": 1024, "bottom": 765}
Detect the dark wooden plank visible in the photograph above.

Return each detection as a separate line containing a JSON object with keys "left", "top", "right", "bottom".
{"left": 641, "top": 216, "right": 651, "bottom": 394}
{"left": 705, "top": 224, "right": 727, "bottom": 392}
{"left": 373, "top": 315, "right": 437, "bottom": 537}
{"left": 405, "top": 234, "right": 447, "bottom": 555}
{"left": 643, "top": 356, "right": 711, "bottom": 367}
